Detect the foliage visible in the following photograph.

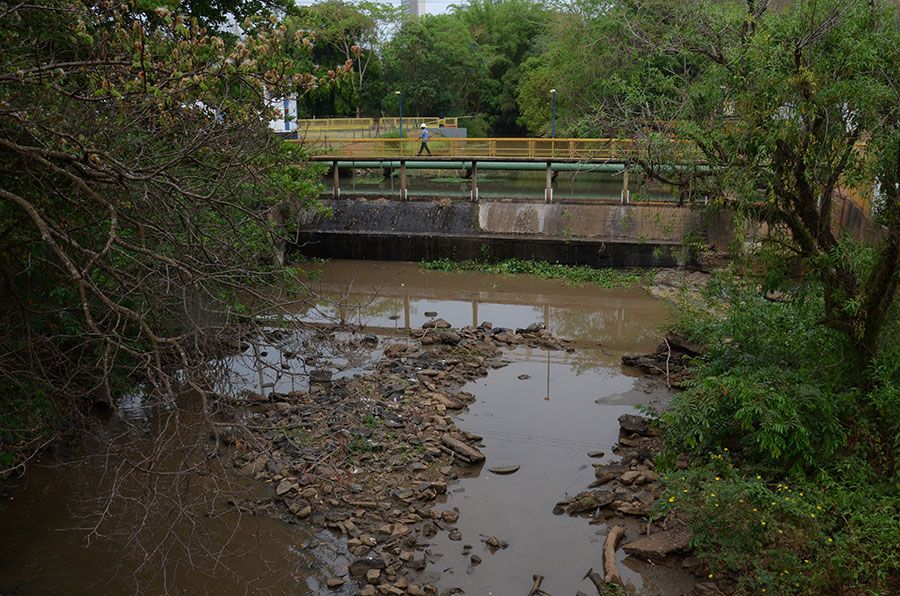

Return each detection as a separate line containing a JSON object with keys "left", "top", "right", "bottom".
{"left": 526, "top": 0, "right": 900, "bottom": 373}
{"left": 382, "top": 15, "right": 491, "bottom": 117}
{"left": 658, "top": 275, "right": 899, "bottom": 593}
{"left": 286, "top": 0, "right": 400, "bottom": 117}
{"left": 0, "top": 1, "right": 324, "bottom": 469}
{"left": 420, "top": 258, "right": 646, "bottom": 288}
{"left": 657, "top": 456, "right": 899, "bottom": 594}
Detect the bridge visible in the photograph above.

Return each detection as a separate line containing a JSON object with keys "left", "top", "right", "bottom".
{"left": 290, "top": 134, "right": 879, "bottom": 269}
{"left": 298, "top": 137, "right": 700, "bottom": 202}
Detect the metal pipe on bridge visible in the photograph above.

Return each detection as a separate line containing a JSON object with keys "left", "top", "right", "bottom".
{"left": 331, "top": 160, "right": 627, "bottom": 172}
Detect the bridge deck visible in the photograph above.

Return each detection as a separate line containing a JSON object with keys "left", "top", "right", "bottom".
{"left": 298, "top": 137, "right": 697, "bottom": 162}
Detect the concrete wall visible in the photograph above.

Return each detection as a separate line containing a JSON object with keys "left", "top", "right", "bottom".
{"left": 294, "top": 198, "right": 728, "bottom": 267}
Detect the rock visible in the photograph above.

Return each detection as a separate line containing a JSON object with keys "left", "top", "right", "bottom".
{"left": 240, "top": 454, "right": 269, "bottom": 476}
{"left": 618, "top": 414, "right": 656, "bottom": 436}
{"left": 435, "top": 330, "right": 461, "bottom": 345}
{"left": 294, "top": 504, "right": 312, "bottom": 519}
{"left": 622, "top": 527, "right": 692, "bottom": 559}
{"left": 620, "top": 470, "right": 642, "bottom": 485}
{"left": 309, "top": 369, "right": 333, "bottom": 383}
{"left": 470, "top": 555, "right": 482, "bottom": 566}
{"left": 448, "top": 528, "right": 462, "bottom": 541}
{"left": 488, "top": 464, "right": 520, "bottom": 475}
{"left": 440, "top": 435, "right": 485, "bottom": 464}
{"left": 560, "top": 490, "right": 615, "bottom": 515}
{"left": 383, "top": 344, "right": 408, "bottom": 359}
{"left": 423, "top": 318, "right": 451, "bottom": 329}
{"left": 360, "top": 586, "right": 377, "bottom": 596}
{"left": 360, "top": 534, "right": 377, "bottom": 547}
{"left": 517, "top": 374, "right": 531, "bottom": 380}
{"left": 362, "top": 334, "right": 379, "bottom": 346}
{"left": 429, "top": 392, "right": 466, "bottom": 410}
{"left": 424, "top": 311, "right": 438, "bottom": 317}
{"left": 326, "top": 577, "right": 345, "bottom": 589}
{"left": 275, "top": 479, "right": 296, "bottom": 496}
{"left": 407, "top": 585, "right": 427, "bottom": 596}
{"left": 394, "top": 577, "right": 409, "bottom": 590}
{"left": 366, "top": 568, "right": 381, "bottom": 584}
{"left": 441, "top": 510, "right": 459, "bottom": 524}
{"left": 682, "top": 556, "right": 701, "bottom": 570}
{"left": 693, "top": 581, "right": 725, "bottom": 595}
{"left": 481, "top": 536, "right": 508, "bottom": 550}
{"left": 349, "top": 555, "right": 386, "bottom": 578}
{"left": 588, "top": 450, "right": 605, "bottom": 458}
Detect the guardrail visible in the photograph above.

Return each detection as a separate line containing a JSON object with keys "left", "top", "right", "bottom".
{"left": 293, "top": 117, "right": 459, "bottom": 132}
{"left": 298, "top": 137, "right": 650, "bottom": 160}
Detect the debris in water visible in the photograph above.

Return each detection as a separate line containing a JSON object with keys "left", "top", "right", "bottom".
{"left": 488, "top": 464, "right": 520, "bottom": 475}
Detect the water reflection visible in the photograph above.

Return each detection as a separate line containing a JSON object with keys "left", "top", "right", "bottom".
{"left": 298, "top": 260, "right": 671, "bottom": 371}
{"left": 338, "top": 170, "right": 675, "bottom": 202}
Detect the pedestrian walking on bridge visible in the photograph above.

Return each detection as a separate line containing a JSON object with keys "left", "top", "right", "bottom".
{"left": 417, "top": 123, "right": 432, "bottom": 156}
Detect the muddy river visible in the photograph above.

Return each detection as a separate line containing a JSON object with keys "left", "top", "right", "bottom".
{"left": 0, "top": 260, "right": 695, "bottom": 595}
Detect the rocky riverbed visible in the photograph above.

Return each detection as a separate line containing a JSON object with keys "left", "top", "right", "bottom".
{"left": 227, "top": 320, "right": 570, "bottom": 594}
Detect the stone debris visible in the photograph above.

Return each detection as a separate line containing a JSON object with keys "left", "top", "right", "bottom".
{"left": 623, "top": 526, "right": 693, "bottom": 560}
{"left": 488, "top": 464, "right": 520, "bottom": 475}
{"left": 227, "top": 322, "right": 568, "bottom": 590}
{"left": 621, "top": 333, "right": 699, "bottom": 388}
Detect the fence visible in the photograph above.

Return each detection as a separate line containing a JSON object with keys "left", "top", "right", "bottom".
{"left": 292, "top": 117, "right": 459, "bottom": 133}
{"left": 298, "top": 137, "right": 650, "bottom": 161}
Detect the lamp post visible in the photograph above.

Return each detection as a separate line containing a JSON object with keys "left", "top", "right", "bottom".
{"left": 550, "top": 88, "right": 557, "bottom": 138}
{"left": 395, "top": 90, "right": 403, "bottom": 137}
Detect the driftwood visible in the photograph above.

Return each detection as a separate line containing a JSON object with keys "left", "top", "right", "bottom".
{"left": 440, "top": 434, "right": 485, "bottom": 464}
{"left": 527, "top": 574, "right": 551, "bottom": 596}
{"left": 603, "top": 525, "right": 626, "bottom": 585}
{"left": 585, "top": 569, "right": 606, "bottom": 594}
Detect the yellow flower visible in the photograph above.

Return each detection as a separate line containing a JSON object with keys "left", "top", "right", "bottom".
{"left": 715, "top": 477, "right": 721, "bottom": 481}
{"left": 826, "top": 537, "right": 833, "bottom": 543}
{"left": 708, "top": 574, "right": 714, "bottom": 579}
{"left": 761, "top": 520, "right": 767, "bottom": 526}
{"left": 668, "top": 496, "right": 676, "bottom": 503}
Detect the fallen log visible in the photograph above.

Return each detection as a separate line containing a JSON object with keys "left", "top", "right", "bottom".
{"left": 603, "top": 525, "right": 626, "bottom": 585}
{"left": 527, "top": 574, "right": 551, "bottom": 596}
{"left": 440, "top": 434, "right": 485, "bottom": 464}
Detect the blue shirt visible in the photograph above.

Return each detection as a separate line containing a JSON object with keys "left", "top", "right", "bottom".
{"left": 421, "top": 129, "right": 430, "bottom": 141}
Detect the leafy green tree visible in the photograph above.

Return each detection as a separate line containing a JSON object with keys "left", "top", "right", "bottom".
{"left": 452, "top": 0, "right": 551, "bottom": 133}
{"left": 532, "top": 0, "right": 899, "bottom": 375}
{"left": 382, "top": 15, "right": 491, "bottom": 117}
{"left": 288, "top": 0, "right": 400, "bottom": 117}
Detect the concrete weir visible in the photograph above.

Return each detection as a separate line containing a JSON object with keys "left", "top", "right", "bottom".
{"left": 293, "top": 198, "right": 732, "bottom": 267}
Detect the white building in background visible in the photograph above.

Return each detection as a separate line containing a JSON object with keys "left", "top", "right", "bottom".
{"left": 269, "top": 96, "right": 298, "bottom": 132}
{"left": 404, "top": 0, "right": 425, "bottom": 17}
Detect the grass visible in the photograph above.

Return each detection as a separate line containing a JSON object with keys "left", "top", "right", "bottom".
{"left": 420, "top": 258, "right": 649, "bottom": 288}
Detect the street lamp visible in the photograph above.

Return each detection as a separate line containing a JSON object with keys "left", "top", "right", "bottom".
{"left": 550, "top": 88, "right": 557, "bottom": 138}
{"left": 395, "top": 90, "right": 403, "bottom": 137}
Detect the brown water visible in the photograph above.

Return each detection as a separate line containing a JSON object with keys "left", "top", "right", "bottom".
{"left": 0, "top": 260, "right": 696, "bottom": 595}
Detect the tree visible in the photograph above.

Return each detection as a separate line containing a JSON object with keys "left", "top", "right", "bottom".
{"left": 288, "top": 0, "right": 400, "bottom": 117}
{"left": 382, "top": 15, "right": 491, "bottom": 117}
{"left": 553, "top": 0, "right": 899, "bottom": 375}
{"left": 0, "top": 1, "right": 324, "bottom": 467}
{"left": 452, "top": 0, "right": 551, "bottom": 133}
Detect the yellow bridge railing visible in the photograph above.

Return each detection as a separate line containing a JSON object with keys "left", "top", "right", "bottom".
{"left": 293, "top": 117, "right": 458, "bottom": 132}
{"left": 299, "top": 137, "right": 653, "bottom": 160}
